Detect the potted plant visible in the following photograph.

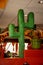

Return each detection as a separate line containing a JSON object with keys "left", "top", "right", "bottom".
{"left": 31, "top": 30, "right": 41, "bottom": 49}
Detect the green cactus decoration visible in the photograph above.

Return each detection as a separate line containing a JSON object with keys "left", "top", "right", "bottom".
{"left": 27, "top": 12, "right": 34, "bottom": 29}
{"left": 24, "top": 12, "right": 34, "bottom": 29}
{"left": 9, "top": 24, "right": 19, "bottom": 38}
{"left": 8, "top": 9, "right": 34, "bottom": 58}
{"left": 9, "top": 24, "right": 15, "bottom": 37}
{"left": 18, "top": 9, "right": 24, "bottom": 57}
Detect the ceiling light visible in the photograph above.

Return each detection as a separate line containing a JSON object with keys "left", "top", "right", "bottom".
{"left": 38, "top": 0, "right": 43, "bottom": 4}
{"left": 25, "top": 15, "right": 27, "bottom": 16}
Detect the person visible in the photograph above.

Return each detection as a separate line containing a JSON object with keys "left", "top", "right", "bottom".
{"left": 4, "top": 51, "right": 11, "bottom": 58}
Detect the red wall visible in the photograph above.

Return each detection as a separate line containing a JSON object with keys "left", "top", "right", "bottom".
{"left": 24, "top": 49, "right": 43, "bottom": 65}
{"left": 0, "top": 58, "right": 25, "bottom": 65}
{"left": 0, "top": 46, "right": 43, "bottom": 65}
